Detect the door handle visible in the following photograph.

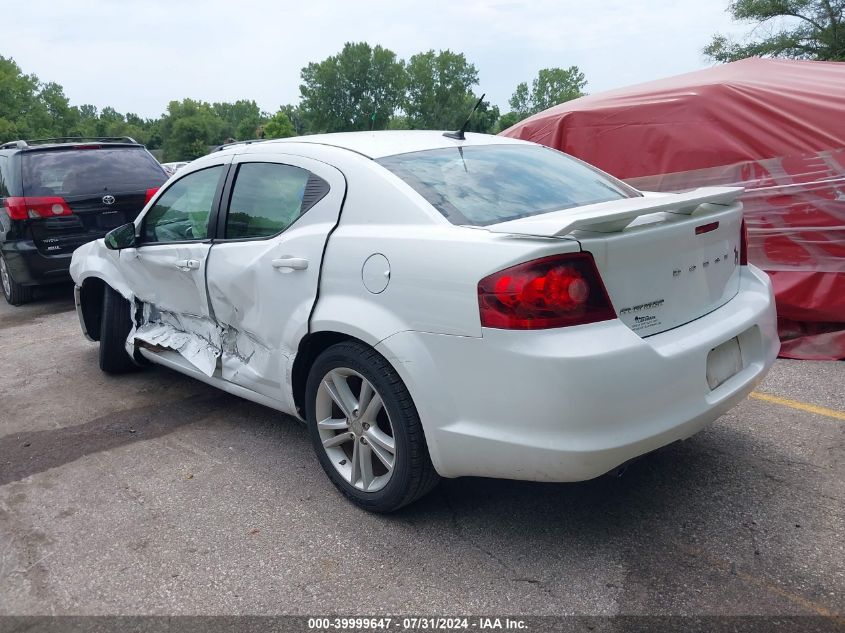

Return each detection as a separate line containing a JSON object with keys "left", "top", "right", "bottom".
{"left": 173, "top": 259, "right": 200, "bottom": 270}
{"left": 271, "top": 257, "right": 309, "bottom": 271}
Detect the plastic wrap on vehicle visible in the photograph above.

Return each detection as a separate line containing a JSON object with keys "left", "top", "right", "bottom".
{"left": 502, "top": 58, "right": 845, "bottom": 360}
{"left": 626, "top": 151, "right": 845, "bottom": 360}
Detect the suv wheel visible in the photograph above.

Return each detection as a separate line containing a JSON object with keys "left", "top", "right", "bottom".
{"left": 0, "top": 252, "right": 34, "bottom": 306}
{"left": 305, "top": 341, "right": 439, "bottom": 512}
{"left": 99, "top": 284, "right": 138, "bottom": 374}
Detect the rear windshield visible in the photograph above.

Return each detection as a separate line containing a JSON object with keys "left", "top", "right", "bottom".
{"left": 377, "top": 144, "right": 639, "bottom": 226}
{"left": 22, "top": 147, "right": 167, "bottom": 197}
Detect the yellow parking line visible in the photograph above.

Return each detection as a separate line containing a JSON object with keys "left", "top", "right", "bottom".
{"left": 751, "top": 392, "right": 845, "bottom": 421}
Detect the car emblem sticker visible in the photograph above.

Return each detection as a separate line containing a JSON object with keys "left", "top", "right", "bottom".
{"left": 102, "top": 195, "right": 116, "bottom": 205}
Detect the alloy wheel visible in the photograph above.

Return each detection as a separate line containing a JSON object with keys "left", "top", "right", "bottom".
{"left": 315, "top": 367, "right": 397, "bottom": 492}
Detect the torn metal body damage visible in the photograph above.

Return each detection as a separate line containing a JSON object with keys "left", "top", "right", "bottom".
{"left": 128, "top": 301, "right": 280, "bottom": 400}
{"left": 130, "top": 302, "right": 222, "bottom": 377}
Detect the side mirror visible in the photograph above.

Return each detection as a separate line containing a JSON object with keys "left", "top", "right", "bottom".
{"left": 104, "top": 223, "right": 137, "bottom": 250}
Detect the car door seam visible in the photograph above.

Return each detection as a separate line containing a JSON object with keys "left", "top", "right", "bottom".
{"left": 306, "top": 170, "right": 349, "bottom": 335}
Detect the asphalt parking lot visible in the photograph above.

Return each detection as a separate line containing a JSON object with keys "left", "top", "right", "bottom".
{"left": 0, "top": 284, "right": 842, "bottom": 618}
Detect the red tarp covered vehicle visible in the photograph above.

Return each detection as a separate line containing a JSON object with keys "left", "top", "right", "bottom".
{"left": 502, "top": 58, "right": 845, "bottom": 360}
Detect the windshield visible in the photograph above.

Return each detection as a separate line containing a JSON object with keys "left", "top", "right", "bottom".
{"left": 22, "top": 147, "right": 167, "bottom": 197}
{"left": 377, "top": 144, "right": 639, "bottom": 226}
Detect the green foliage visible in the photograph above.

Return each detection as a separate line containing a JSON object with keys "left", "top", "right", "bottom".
{"left": 507, "top": 82, "right": 530, "bottom": 119}
{"left": 160, "top": 99, "right": 225, "bottom": 161}
{"left": 508, "top": 67, "right": 587, "bottom": 119}
{"left": 299, "top": 42, "right": 406, "bottom": 133}
{"left": 463, "top": 97, "right": 500, "bottom": 134}
{"left": 263, "top": 110, "right": 296, "bottom": 139}
{"left": 498, "top": 66, "right": 586, "bottom": 130}
{"left": 494, "top": 111, "right": 522, "bottom": 133}
{"left": 0, "top": 56, "right": 50, "bottom": 139}
{"left": 212, "top": 100, "right": 264, "bottom": 140}
{"left": 403, "top": 50, "right": 480, "bottom": 129}
{"left": 706, "top": 0, "right": 845, "bottom": 61}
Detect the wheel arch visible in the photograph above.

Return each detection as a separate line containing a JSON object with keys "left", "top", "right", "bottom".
{"left": 291, "top": 330, "right": 369, "bottom": 417}
{"left": 77, "top": 276, "right": 107, "bottom": 341}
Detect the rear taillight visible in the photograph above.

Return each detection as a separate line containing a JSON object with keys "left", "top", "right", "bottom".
{"left": 144, "top": 188, "right": 160, "bottom": 204}
{"left": 2, "top": 196, "right": 73, "bottom": 220}
{"left": 478, "top": 253, "right": 616, "bottom": 329}
{"left": 740, "top": 219, "right": 748, "bottom": 265}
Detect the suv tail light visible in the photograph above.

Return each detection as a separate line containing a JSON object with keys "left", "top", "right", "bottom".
{"left": 145, "top": 187, "right": 160, "bottom": 204}
{"left": 740, "top": 219, "right": 748, "bottom": 265}
{"left": 478, "top": 252, "right": 616, "bottom": 329}
{"left": 3, "top": 196, "right": 73, "bottom": 220}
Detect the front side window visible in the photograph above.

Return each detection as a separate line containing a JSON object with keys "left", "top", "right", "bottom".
{"left": 377, "top": 144, "right": 639, "bottom": 226}
{"left": 142, "top": 166, "right": 223, "bottom": 243}
{"left": 225, "top": 163, "right": 326, "bottom": 239}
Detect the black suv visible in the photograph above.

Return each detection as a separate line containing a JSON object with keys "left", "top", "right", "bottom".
{"left": 0, "top": 137, "right": 168, "bottom": 305}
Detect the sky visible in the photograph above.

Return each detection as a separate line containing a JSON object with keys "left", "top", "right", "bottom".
{"left": 7, "top": 0, "right": 750, "bottom": 119}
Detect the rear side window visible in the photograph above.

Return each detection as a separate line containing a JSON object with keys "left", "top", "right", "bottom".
{"left": 377, "top": 145, "right": 638, "bottom": 226}
{"left": 224, "top": 162, "right": 328, "bottom": 239}
{"left": 143, "top": 166, "right": 223, "bottom": 243}
{"left": 21, "top": 147, "right": 166, "bottom": 197}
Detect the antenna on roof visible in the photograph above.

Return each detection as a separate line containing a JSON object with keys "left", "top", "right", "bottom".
{"left": 443, "top": 93, "right": 485, "bottom": 141}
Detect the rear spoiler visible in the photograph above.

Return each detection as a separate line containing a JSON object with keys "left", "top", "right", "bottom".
{"left": 484, "top": 186, "right": 744, "bottom": 237}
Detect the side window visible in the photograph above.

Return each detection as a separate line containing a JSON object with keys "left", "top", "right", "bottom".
{"left": 142, "top": 166, "right": 223, "bottom": 243}
{"left": 224, "top": 162, "right": 329, "bottom": 239}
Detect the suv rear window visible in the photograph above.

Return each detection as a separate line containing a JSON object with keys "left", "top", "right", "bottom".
{"left": 377, "top": 144, "right": 639, "bottom": 226}
{"left": 21, "top": 147, "right": 166, "bottom": 197}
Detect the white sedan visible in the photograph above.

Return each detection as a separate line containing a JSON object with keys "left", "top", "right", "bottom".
{"left": 70, "top": 131, "right": 779, "bottom": 512}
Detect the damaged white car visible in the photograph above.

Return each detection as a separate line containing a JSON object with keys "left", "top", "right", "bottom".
{"left": 71, "top": 131, "right": 779, "bottom": 512}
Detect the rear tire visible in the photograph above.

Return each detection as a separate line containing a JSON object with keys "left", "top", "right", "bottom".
{"left": 0, "top": 252, "right": 34, "bottom": 306}
{"left": 305, "top": 341, "right": 439, "bottom": 512}
{"left": 99, "top": 284, "right": 138, "bottom": 374}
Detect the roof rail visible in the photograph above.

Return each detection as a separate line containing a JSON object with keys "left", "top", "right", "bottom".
{"left": 0, "top": 140, "right": 29, "bottom": 150}
{"left": 24, "top": 136, "right": 139, "bottom": 146}
{"left": 211, "top": 138, "right": 268, "bottom": 153}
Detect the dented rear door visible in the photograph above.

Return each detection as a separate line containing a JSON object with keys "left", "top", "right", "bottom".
{"left": 205, "top": 153, "right": 346, "bottom": 408}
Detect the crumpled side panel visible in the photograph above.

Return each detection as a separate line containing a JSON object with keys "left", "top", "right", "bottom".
{"left": 129, "top": 303, "right": 222, "bottom": 376}
{"left": 220, "top": 325, "right": 279, "bottom": 392}
{"left": 627, "top": 149, "right": 845, "bottom": 360}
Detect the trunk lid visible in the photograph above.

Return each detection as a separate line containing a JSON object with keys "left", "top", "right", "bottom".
{"left": 487, "top": 187, "right": 745, "bottom": 337}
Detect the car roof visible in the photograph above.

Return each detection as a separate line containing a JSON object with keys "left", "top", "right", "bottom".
{"left": 252, "top": 130, "right": 533, "bottom": 159}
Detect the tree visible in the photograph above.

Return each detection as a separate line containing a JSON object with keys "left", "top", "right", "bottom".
{"left": 464, "top": 97, "right": 500, "bottom": 134}
{"left": 159, "top": 99, "right": 224, "bottom": 161}
{"left": 705, "top": 0, "right": 845, "bottom": 62}
{"left": 495, "top": 111, "right": 522, "bottom": 133}
{"left": 278, "top": 104, "right": 308, "bottom": 135}
{"left": 263, "top": 110, "right": 296, "bottom": 139}
{"left": 508, "top": 82, "right": 530, "bottom": 119}
{"left": 403, "top": 50, "right": 480, "bottom": 129}
{"left": 507, "top": 67, "right": 587, "bottom": 119}
{"left": 39, "top": 82, "right": 77, "bottom": 137}
{"left": 212, "top": 100, "right": 264, "bottom": 140}
{"left": 299, "top": 42, "right": 406, "bottom": 133}
{"left": 0, "top": 56, "right": 50, "bottom": 141}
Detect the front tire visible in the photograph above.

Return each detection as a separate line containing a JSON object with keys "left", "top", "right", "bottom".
{"left": 0, "top": 252, "right": 34, "bottom": 306}
{"left": 99, "top": 284, "right": 138, "bottom": 374}
{"left": 305, "top": 341, "right": 439, "bottom": 512}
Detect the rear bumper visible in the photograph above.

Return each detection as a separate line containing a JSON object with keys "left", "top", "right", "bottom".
{"left": 376, "top": 265, "right": 779, "bottom": 481}
{"left": 0, "top": 240, "right": 72, "bottom": 286}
